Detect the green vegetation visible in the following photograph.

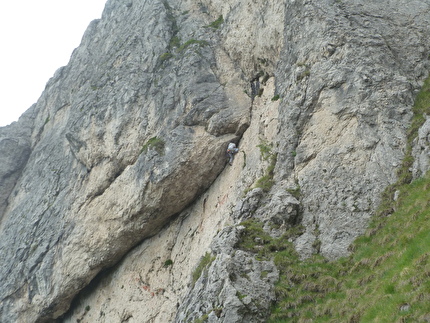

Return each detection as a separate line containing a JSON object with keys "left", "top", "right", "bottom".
{"left": 169, "top": 35, "right": 181, "bottom": 49}
{"left": 235, "top": 220, "right": 303, "bottom": 261}
{"left": 296, "top": 62, "right": 311, "bottom": 81}
{"left": 267, "top": 171, "right": 430, "bottom": 322}
{"left": 141, "top": 136, "right": 165, "bottom": 155}
{"left": 205, "top": 15, "right": 224, "bottom": 29}
{"left": 159, "top": 36, "right": 209, "bottom": 66}
{"left": 236, "top": 291, "right": 247, "bottom": 300}
{"left": 400, "top": 76, "right": 430, "bottom": 185}
{"left": 236, "top": 176, "right": 430, "bottom": 322}
{"left": 286, "top": 186, "right": 301, "bottom": 199}
{"left": 258, "top": 88, "right": 264, "bottom": 97}
{"left": 258, "top": 57, "right": 269, "bottom": 66}
{"left": 271, "top": 94, "right": 280, "bottom": 101}
{"left": 194, "top": 314, "right": 209, "bottom": 323}
{"left": 244, "top": 140, "right": 278, "bottom": 194}
{"left": 163, "top": 259, "right": 173, "bottom": 268}
{"left": 178, "top": 39, "right": 209, "bottom": 52}
{"left": 157, "top": 2, "right": 214, "bottom": 67}
{"left": 297, "top": 69, "right": 311, "bottom": 81}
{"left": 162, "top": 0, "right": 179, "bottom": 33}
{"left": 159, "top": 0, "right": 180, "bottom": 66}
{"left": 254, "top": 140, "right": 277, "bottom": 192}
{"left": 377, "top": 75, "right": 430, "bottom": 217}
{"left": 192, "top": 252, "right": 216, "bottom": 287}
{"left": 159, "top": 52, "right": 174, "bottom": 64}
{"left": 254, "top": 165, "right": 276, "bottom": 192}
{"left": 257, "top": 140, "right": 274, "bottom": 161}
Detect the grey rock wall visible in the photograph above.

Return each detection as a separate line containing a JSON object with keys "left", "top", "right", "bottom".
{"left": 413, "top": 116, "right": 430, "bottom": 178}
{"left": 274, "top": 0, "right": 430, "bottom": 259}
{"left": 1, "top": 0, "right": 430, "bottom": 322}
{"left": 0, "top": 0, "right": 250, "bottom": 321}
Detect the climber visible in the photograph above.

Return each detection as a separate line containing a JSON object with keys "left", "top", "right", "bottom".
{"left": 226, "top": 142, "right": 239, "bottom": 165}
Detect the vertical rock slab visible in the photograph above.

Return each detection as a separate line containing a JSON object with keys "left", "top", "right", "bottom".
{"left": 412, "top": 117, "right": 430, "bottom": 179}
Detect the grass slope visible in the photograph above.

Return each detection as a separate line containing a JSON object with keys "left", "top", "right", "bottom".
{"left": 268, "top": 172, "right": 430, "bottom": 322}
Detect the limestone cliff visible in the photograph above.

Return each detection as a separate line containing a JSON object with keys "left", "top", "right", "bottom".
{"left": 1, "top": 0, "right": 429, "bottom": 322}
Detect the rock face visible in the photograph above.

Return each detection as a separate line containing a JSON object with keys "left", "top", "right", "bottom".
{"left": 0, "top": 107, "right": 35, "bottom": 221}
{"left": 1, "top": 0, "right": 430, "bottom": 322}
{"left": 276, "top": 0, "right": 430, "bottom": 259}
{"left": 413, "top": 116, "right": 430, "bottom": 179}
{"left": 60, "top": 79, "right": 282, "bottom": 323}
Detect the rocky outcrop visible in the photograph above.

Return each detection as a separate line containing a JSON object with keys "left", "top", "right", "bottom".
{"left": 413, "top": 116, "right": 430, "bottom": 179}
{"left": 1, "top": 0, "right": 430, "bottom": 322}
{"left": 177, "top": 234, "right": 279, "bottom": 323}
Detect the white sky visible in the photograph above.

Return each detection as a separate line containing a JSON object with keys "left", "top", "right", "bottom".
{"left": 0, "top": 0, "right": 107, "bottom": 127}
